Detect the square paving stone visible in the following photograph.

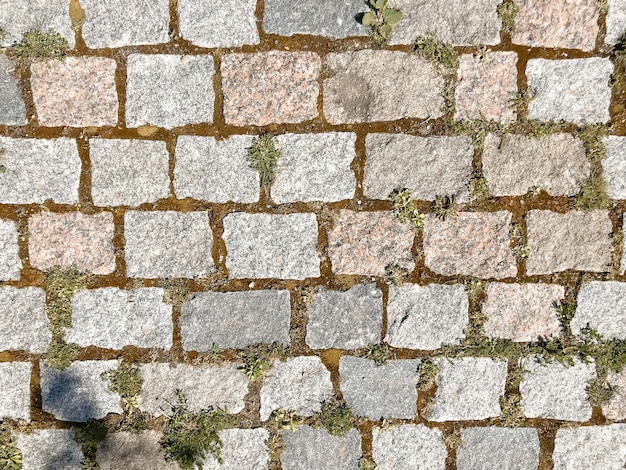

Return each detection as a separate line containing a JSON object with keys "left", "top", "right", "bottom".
{"left": 126, "top": 54, "right": 215, "bottom": 129}
{"left": 202, "top": 428, "right": 270, "bottom": 470}
{"left": 0, "top": 0, "right": 75, "bottom": 47}
{"left": 96, "top": 431, "right": 178, "bottom": 470}
{"left": 339, "top": 356, "right": 420, "bottom": 420}
{"left": 372, "top": 424, "right": 447, "bottom": 470}
{"left": 0, "top": 55, "right": 26, "bottom": 125}
{"left": 0, "top": 287, "right": 50, "bottom": 353}
{"left": 603, "top": 369, "right": 626, "bottom": 420}
{"left": 552, "top": 424, "right": 626, "bottom": 469}
{"left": 17, "top": 429, "right": 84, "bottom": 470}
{"left": 606, "top": 0, "right": 626, "bottom": 45}
{"left": 573, "top": 281, "right": 626, "bottom": 340}
{"left": 281, "top": 426, "right": 361, "bottom": 470}
{"left": 0, "top": 362, "right": 32, "bottom": 421}
{"left": 0, "top": 219, "right": 21, "bottom": 280}
{"left": 457, "top": 427, "right": 540, "bottom": 470}
{"left": 602, "top": 136, "right": 626, "bottom": 199}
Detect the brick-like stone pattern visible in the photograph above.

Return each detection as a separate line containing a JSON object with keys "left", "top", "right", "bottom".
{"left": 281, "top": 426, "right": 361, "bottom": 470}
{"left": 372, "top": 424, "right": 447, "bottom": 470}
{"left": 0, "top": 287, "right": 50, "bottom": 353}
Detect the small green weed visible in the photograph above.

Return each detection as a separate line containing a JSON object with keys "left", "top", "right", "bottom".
{"left": 238, "top": 343, "right": 289, "bottom": 381}
{"left": 572, "top": 176, "right": 609, "bottom": 210}
{"left": 75, "top": 419, "right": 108, "bottom": 449}
{"left": 364, "top": 343, "right": 392, "bottom": 366}
{"left": 159, "top": 279, "right": 190, "bottom": 307}
{"left": 468, "top": 175, "right": 490, "bottom": 202}
{"left": 246, "top": 134, "right": 281, "bottom": 188}
{"left": 554, "top": 301, "right": 575, "bottom": 336}
{"left": 473, "top": 46, "right": 491, "bottom": 61}
{"left": 432, "top": 195, "right": 457, "bottom": 221}
{"left": 509, "top": 91, "right": 537, "bottom": 112}
{"left": 499, "top": 393, "right": 525, "bottom": 427}
{"left": 413, "top": 33, "right": 458, "bottom": 70}
{"left": 497, "top": 2, "right": 519, "bottom": 33}
{"left": 586, "top": 377, "right": 614, "bottom": 406}
{"left": 270, "top": 408, "right": 302, "bottom": 431}
{"left": 11, "top": 29, "right": 68, "bottom": 64}
{"left": 312, "top": 401, "right": 353, "bottom": 436}
{"left": 510, "top": 223, "right": 529, "bottom": 260}
{"left": 359, "top": 458, "right": 378, "bottom": 470}
{"left": 0, "top": 424, "right": 21, "bottom": 470}
{"left": 102, "top": 361, "right": 146, "bottom": 432}
{"left": 43, "top": 341, "right": 78, "bottom": 370}
{"left": 362, "top": 0, "right": 402, "bottom": 46}
{"left": 384, "top": 264, "right": 411, "bottom": 286}
{"left": 390, "top": 188, "right": 424, "bottom": 231}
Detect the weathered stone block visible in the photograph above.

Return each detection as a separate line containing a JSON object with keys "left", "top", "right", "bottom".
{"left": 0, "top": 287, "right": 50, "bottom": 353}
{"left": 17, "top": 430, "right": 83, "bottom": 470}
{"left": 603, "top": 369, "right": 626, "bottom": 420}
{"left": 202, "top": 428, "right": 270, "bottom": 470}
{"left": 372, "top": 424, "right": 447, "bottom": 470}
{"left": 0, "top": 0, "right": 74, "bottom": 47}
{"left": 457, "top": 427, "right": 540, "bottom": 470}
{"left": 0, "top": 362, "right": 31, "bottom": 421}
{"left": 96, "top": 431, "right": 177, "bottom": 470}
{"left": 552, "top": 425, "right": 626, "bottom": 469}
{"left": 281, "top": 426, "right": 361, "bottom": 470}
{"left": 606, "top": 0, "right": 626, "bottom": 45}
{"left": 573, "top": 281, "right": 626, "bottom": 339}
{"left": 0, "top": 219, "right": 21, "bottom": 280}
{"left": 0, "top": 55, "right": 26, "bottom": 125}
{"left": 602, "top": 136, "right": 626, "bottom": 199}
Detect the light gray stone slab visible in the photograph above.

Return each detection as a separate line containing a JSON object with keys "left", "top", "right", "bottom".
{"left": 602, "top": 136, "right": 626, "bottom": 199}
{"left": 0, "top": 287, "right": 49, "bottom": 353}
{"left": 40, "top": 360, "right": 123, "bottom": 422}
{"left": 606, "top": 0, "right": 626, "bottom": 45}
{"left": 174, "top": 135, "right": 259, "bottom": 203}
{"left": 124, "top": 210, "right": 214, "bottom": 278}
{"left": 0, "top": 55, "right": 26, "bottom": 125}
{"left": 553, "top": 424, "right": 626, "bottom": 470}
{"left": 520, "top": 357, "right": 595, "bottom": 421}
{"left": 223, "top": 212, "right": 320, "bottom": 280}
{"left": 364, "top": 134, "right": 473, "bottom": 201}
{"left": 0, "top": 219, "right": 21, "bottom": 281}
{"left": 0, "top": 0, "right": 75, "bottom": 47}
{"left": 126, "top": 54, "right": 215, "bottom": 129}
{"left": 0, "top": 137, "right": 80, "bottom": 204}
{"left": 272, "top": 132, "right": 356, "bottom": 203}
{"left": 428, "top": 357, "right": 507, "bottom": 421}
{"left": 202, "top": 428, "right": 270, "bottom": 470}
{"left": 259, "top": 356, "right": 333, "bottom": 421}
{"left": 17, "top": 430, "right": 83, "bottom": 470}
{"left": 385, "top": 283, "right": 468, "bottom": 350}
{"left": 90, "top": 138, "right": 170, "bottom": 207}
{"left": 603, "top": 369, "right": 626, "bottom": 420}
{"left": 281, "top": 426, "right": 361, "bottom": 470}
{"left": 457, "top": 427, "right": 540, "bottom": 470}
{"left": 0, "top": 362, "right": 31, "bottom": 421}
{"left": 97, "top": 431, "right": 178, "bottom": 470}
{"left": 181, "top": 289, "right": 291, "bottom": 350}
{"left": 526, "top": 58, "right": 613, "bottom": 125}
{"left": 573, "top": 281, "right": 626, "bottom": 339}
{"left": 372, "top": 424, "right": 447, "bottom": 470}
{"left": 306, "top": 284, "right": 382, "bottom": 350}
{"left": 339, "top": 356, "right": 420, "bottom": 420}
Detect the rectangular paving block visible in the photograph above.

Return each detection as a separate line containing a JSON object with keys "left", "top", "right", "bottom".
{"left": 221, "top": 52, "right": 320, "bottom": 126}
{"left": 0, "top": 0, "right": 75, "bottom": 47}
{"left": 28, "top": 211, "right": 116, "bottom": 275}
{"left": 573, "top": 281, "right": 626, "bottom": 340}
{"left": 606, "top": 0, "right": 626, "bottom": 45}
{"left": 126, "top": 54, "right": 215, "bottom": 129}
{"left": 457, "top": 428, "right": 540, "bottom": 470}
{"left": 602, "top": 136, "right": 626, "bottom": 199}
{"left": 97, "top": 431, "right": 178, "bottom": 470}
{"left": 281, "top": 427, "right": 361, "bottom": 470}
{"left": 180, "top": 289, "right": 291, "bottom": 350}
{"left": 372, "top": 424, "right": 447, "bottom": 470}
{"left": 124, "top": 211, "right": 214, "bottom": 278}
{"left": 525, "top": 210, "right": 612, "bottom": 275}
{"left": 90, "top": 138, "right": 170, "bottom": 207}
{"left": 0, "top": 55, "right": 26, "bottom": 125}
{"left": 0, "top": 137, "right": 81, "bottom": 204}
{"left": 174, "top": 135, "right": 259, "bottom": 204}
{"left": 0, "top": 287, "right": 50, "bottom": 353}
{"left": 222, "top": 212, "right": 320, "bottom": 280}
{"left": 323, "top": 50, "right": 444, "bottom": 124}
{"left": 0, "top": 219, "right": 21, "bottom": 280}
{"left": 17, "top": 430, "right": 84, "bottom": 470}
{"left": 553, "top": 425, "right": 626, "bottom": 470}
{"left": 603, "top": 369, "right": 626, "bottom": 420}
{"left": 364, "top": 134, "right": 473, "bottom": 202}
{"left": 202, "top": 428, "right": 270, "bottom": 470}
{"left": 0, "top": 362, "right": 32, "bottom": 421}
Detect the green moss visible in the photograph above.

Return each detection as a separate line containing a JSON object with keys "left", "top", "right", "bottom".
{"left": 0, "top": 424, "right": 21, "bottom": 470}
{"left": 572, "top": 176, "right": 609, "bottom": 210}
{"left": 389, "top": 188, "right": 424, "bottom": 231}
{"left": 384, "top": 264, "right": 410, "bottom": 286}
{"left": 413, "top": 33, "right": 458, "bottom": 70}
{"left": 237, "top": 343, "right": 289, "bottom": 381}
{"left": 75, "top": 419, "right": 108, "bottom": 449}
{"left": 102, "top": 362, "right": 146, "bottom": 433}
{"left": 158, "top": 279, "right": 190, "bottom": 307}
{"left": 432, "top": 195, "right": 457, "bottom": 221}
{"left": 554, "top": 300, "right": 575, "bottom": 336}
{"left": 586, "top": 377, "right": 615, "bottom": 406}
{"left": 246, "top": 134, "right": 281, "bottom": 188}
{"left": 499, "top": 394, "right": 525, "bottom": 427}
{"left": 364, "top": 343, "right": 392, "bottom": 366}
{"left": 510, "top": 223, "right": 529, "bottom": 260}
{"left": 359, "top": 458, "right": 378, "bottom": 470}
{"left": 312, "top": 401, "right": 353, "bottom": 436}
{"left": 464, "top": 278, "right": 485, "bottom": 300}
{"left": 361, "top": 0, "right": 402, "bottom": 46}
{"left": 45, "top": 266, "right": 88, "bottom": 337}
{"left": 508, "top": 91, "right": 537, "bottom": 113}
{"left": 497, "top": 2, "right": 519, "bottom": 33}
{"left": 42, "top": 341, "right": 79, "bottom": 370}
{"left": 577, "top": 125, "right": 608, "bottom": 164}
{"left": 11, "top": 29, "right": 68, "bottom": 64}
{"left": 468, "top": 175, "right": 490, "bottom": 202}
{"left": 417, "top": 358, "right": 439, "bottom": 391}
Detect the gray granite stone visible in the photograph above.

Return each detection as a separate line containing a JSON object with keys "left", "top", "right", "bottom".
{"left": 0, "top": 0, "right": 75, "bottom": 47}
{"left": 223, "top": 213, "right": 320, "bottom": 280}
{"left": 181, "top": 290, "right": 291, "bottom": 350}
{"left": 483, "top": 133, "right": 590, "bottom": 196}
{"left": 0, "top": 362, "right": 31, "bottom": 421}
{"left": 281, "top": 426, "right": 361, "bottom": 470}
{"left": 526, "top": 58, "right": 613, "bottom": 125}
{"left": 428, "top": 357, "right": 507, "bottom": 421}
{"left": 0, "top": 137, "right": 80, "bottom": 204}
{"left": 259, "top": 356, "right": 333, "bottom": 421}
{"left": 573, "top": 281, "right": 626, "bottom": 339}
{"left": 178, "top": 0, "right": 259, "bottom": 48}
{"left": 202, "top": 428, "right": 270, "bottom": 470}
{"left": 520, "top": 357, "right": 595, "bottom": 421}
{"left": 90, "top": 138, "right": 170, "bottom": 207}
{"left": 124, "top": 211, "right": 214, "bottom": 278}
{"left": 339, "top": 356, "right": 420, "bottom": 420}
{"left": 457, "top": 427, "right": 540, "bottom": 470}
{"left": 97, "top": 431, "right": 178, "bottom": 470}
{"left": 0, "top": 55, "right": 26, "bottom": 125}
{"left": 364, "top": 134, "right": 473, "bottom": 202}
{"left": 372, "top": 424, "right": 447, "bottom": 470}
{"left": 606, "top": 0, "right": 626, "bottom": 45}
{"left": 272, "top": 132, "right": 357, "bottom": 203}
{"left": 526, "top": 210, "right": 613, "bottom": 275}
{"left": 81, "top": 0, "right": 170, "bottom": 48}
{"left": 306, "top": 284, "right": 382, "bottom": 350}
{"left": 553, "top": 424, "right": 626, "bottom": 469}
{"left": 0, "top": 287, "right": 49, "bottom": 353}
{"left": 17, "top": 430, "right": 83, "bottom": 470}
{"left": 174, "top": 135, "right": 259, "bottom": 203}
{"left": 385, "top": 283, "right": 468, "bottom": 350}
{"left": 603, "top": 369, "right": 626, "bottom": 420}
{"left": 126, "top": 54, "right": 215, "bottom": 129}
{"left": 602, "top": 136, "right": 626, "bottom": 199}
{"left": 139, "top": 362, "right": 249, "bottom": 416}
{"left": 0, "top": 219, "right": 21, "bottom": 281}
{"left": 41, "top": 360, "right": 123, "bottom": 422}
{"left": 323, "top": 50, "right": 444, "bottom": 124}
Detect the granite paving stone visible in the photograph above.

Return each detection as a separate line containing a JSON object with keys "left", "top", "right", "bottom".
{"left": 96, "top": 431, "right": 178, "bottom": 470}
{"left": 573, "top": 281, "right": 626, "bottom": 339}
{"left": 0, "top": 0, "right": 75, "bottom": 47}
{"left": 606, "top": 0, "right": 626, "bottom": 45}
{"left": 0, "top": 219, "right": 21, "bottom": 280}
{"left": 17, "top": 430, "right": 83, "bottom": 470}
{"left": 552, "top": 425, "right": 626, "bottom": 469}
{"left": 457, "top": 427, "right": 540, "bottom": 470}
{"left": 281, "top": 426, "right": 361, "bottom": 470}
{"left": 372, "top": 424, "right": 447, "bottom": 470}
{"left": 0, "top": 55, "right": 26, "bottom": 125}
{"left": 0, "top": 362, "right": 32, "bottom": 421}
{"left": 602, "top": 369, "right": 626, "bottom": 420}
{"left": 0, "top": 287, "right": 50, "bottom": 353}
{"left": 202, "top": 428, "right": 270, "bottom": 470}
{"left": 602, "top": 136, "right": 626, "bottom": 199}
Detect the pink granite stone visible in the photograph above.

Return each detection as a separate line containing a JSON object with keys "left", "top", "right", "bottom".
{"left": 603, "top": 370, "right": 626, "bottom": 420}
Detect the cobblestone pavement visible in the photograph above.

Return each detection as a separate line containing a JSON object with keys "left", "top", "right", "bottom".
{"left": 0, "top": 0, "right": 626, "bottom": 468}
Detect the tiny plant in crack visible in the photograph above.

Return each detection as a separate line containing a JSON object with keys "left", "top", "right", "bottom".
{"left": 497, "top": 1, "right": 519, "bottom": 34}
{"left": 11, "top": 29, "right": 68, "bottom": 64}
{"left": 246, "top": 133, "right": 281, "bottom": 188}
{"left": 0, "top": 424, "right": 21, "bottom": 470}
{"left": 432, "top": 195, "right": 458, "bottom": 221}
{"left": 102, "top": 361, "right": 147, "bottom": 432}
{"left": 413, "top": 33, "right": 458, "bottom": 70}
{"left": 364, "top": 343, "right": 392, "bottom": 366}
{"left": 361, "top": 0, "right": 402, "bottom": 46}
{"left": 390, "top": 188, "right": 424, "bottom": 231}
{"left": 237, "top": 343, "right": 289, "bottom": 381}
{"left": 312, "top": 401, "right": 353, "bottom": 436}
{"left": 384, "top": 263, "right": 411, "bottom": 285}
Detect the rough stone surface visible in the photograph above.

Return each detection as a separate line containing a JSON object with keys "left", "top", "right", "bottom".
{"left": 222, "top": 52, "right": 320, "bottom": 126}
{"left": 126, "top": 54, "right": 215, "bottom": 129}
{"left": 0, "top": 137, "right": 81, "bottom": 204}
{"left": 328, "top": 210, "right": 414, "bottom": 277}
{"left": 526, "top": 58, "right": 613, "bottom": 125}
{"left": 0, "top": 0, "right": 75, "bottom": 47}
{"left": 364, "top": 134, "right": 473, "bottom": 202}
{"left": 423, "top": 212, "right": 517, "bottom": 279}
{"left": 483, "top": 283, "right": 564, "bottom": 342}
{"left": 606, "top": 0, "right": 626, "bottom": 45}
{"left": 428, "top": 357, "right": 507, "bottom": 421}
{"left": 271, "top": 132, "right": 357, "bottom": 203}
{"left": 387, "top": 0, "right": 501, "bottom": 45}
{"left": 179, "top": 0, "right": 259, "bottom": 48}
{"left": 0, "top": 287, "right": 50, "bottom": 353}
{"left": 513, "top": 0, "right": 599, "bottom": 51}
{"left": 573, "top": 281, "right": 626, "bottom": 339}
{"left": 31, "top": 57, "right": 118, "bottom": 127}
{"left": 180, "top": 290, "right": 291, "bottom": 350}
{"left": 139, "top": 363, "right": 249, "bottom": 416}
{"left": 305, "top": 284, "right": 383, "bottom": 350}
{"left": 457, "top": 427, "right": 540, "bottom": 470}
{"left": 339, "top": 356, "right": 420, "bottom": 420}
{"left": 323, "top": 50, "right": 444, "bottom": 124}
{"left": 40, "top": 360, "right": 123, "bottom": 422}
{"left": 455, "top": 52, "right": 518, "bottom": 124}
{"left": 281, "top": 427, "right": 361, "bottom": 470}
{"left": 17, "top": 430, "right": 83, "bottom": 470}
{"left": 90, "top": 139, "right": 170, "bottom": 207}
{"left": 385, "top": 283, "right": 469, "bottom": 350}
{"left": 124, "top": 211, "right": 214, "bottom": 278}
{"left": 28, "top": 212, "right": 116, "bottom": 275}
{"left": 222, "top": 212, "right": 320, "bottom": 280}
{"left": 482, "top": 133, "right": 590, "bottom": 196}
{"left": 0, "top": 55, "right": 26, "bottom": 125}
{"left": 259, "top": 356, "right": 333, "bottom": 421}
{"left": 552, "top": 424, "right": 626, "bottom": 469}
{"left": 602, "top": 136, "right": 626, "bottom": 199}
{"left": 263, "top": 0, "right": 367, "bottom": 38}
{"left": 520, "top": 357, "right": 595, "bottom": 421}
{"left": 81, "top": 0, "right": 170, "bottom": 48}
{"left": 372, "top": 424, "right": 447, "bottom": 470}
{"left": 0, "top": 219, "right": 21, "bottom": 280}
{"left": 202, "top": 428, "right": 270, "bottom": 470}
{"left": 603, "top": 369, "right": 626, "bottom": 420}
{"left": 96, "top": 431, "right": 178, "bottom": 470}
{"left": 525, "top": 210, "right": 613, "bottom": 275}
{"left": 174, "top": 135, "right": 259, "bottom": 203}
{"left": 0, "top": 362, "right": 31, "bottom": 421}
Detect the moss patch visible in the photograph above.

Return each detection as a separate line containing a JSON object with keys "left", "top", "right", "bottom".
{"left": 413, "top": 33, "right": 458, "bottom": 70}
{"left": 417, "top": 358, "right": 439, "bottom": 392}
{"left": 510, "top": 223, "right": 529, "bottom": 260}
{"left": 246, "top": 134, "right": 281, "bottom": 188}
{"left": 42, "top": 341, "right": 79, "bottom": 370}
{"left": 158, "top": 279, "right": 190, "bottom": 307}
{"left": 312, "top": 401, "right": 353, "bottom": 436}
{"left": 0, "top": 424, "right": 21, "bottom": 470}
{"left": 359, "top": 458, "right": 378, "bottom": 470}
{"left": 572, "top": 176, "right": 609, "bottom": 210}
{"left": 363, "top": 343, "right": 392, "bottom": 366}
{"left": 11, "top": 29, "right": 68, "bottom": 65}
{"left": 432, "top": 195, "right": 458, "bottom": 221}
{"left": 384, "top": 264, "right": 410, "bottom": 286}
{"left": 102, "top": 362, "right": 146, "bottom": 433}
{"left": 497, "top": 1, "right": 519, "bottom": 34}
